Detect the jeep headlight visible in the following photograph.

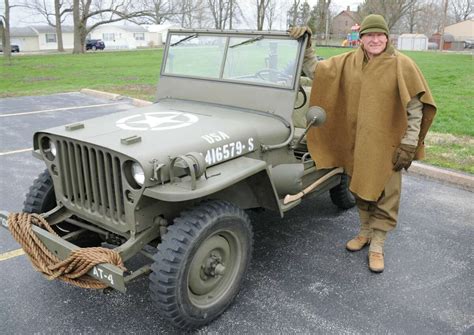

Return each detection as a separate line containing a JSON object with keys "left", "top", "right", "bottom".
{"left": 41, "top": 137, "right": 57, "bottom": 161}
{"left": 131, "top": 162, "right": 145, "bottom": 186}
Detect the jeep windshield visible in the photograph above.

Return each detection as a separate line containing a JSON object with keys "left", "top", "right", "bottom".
{"left": 163, "top": 32, "right": 300, "bottom": 89}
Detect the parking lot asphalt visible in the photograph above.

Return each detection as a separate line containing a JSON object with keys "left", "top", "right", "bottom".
{"left": 0, "top": 93, "right": 473, "bottom": 334}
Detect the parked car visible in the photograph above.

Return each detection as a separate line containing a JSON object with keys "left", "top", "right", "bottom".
{"left": 464, "top": 39, "right": 474, "bottom": 49}
{"left": 6, "top": 29, "right": 355, "bottom": 330}
{"left": 86, "top": 39, "right": 105, "bottom": 51}
{"left": 0, "top": 44, "right": 20, "bottom": 52}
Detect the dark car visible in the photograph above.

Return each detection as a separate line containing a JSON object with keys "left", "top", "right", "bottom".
{"left": 85, "top": 39, "right": 105, "bottom": 51}
{"left": 0, "top": 44, "right": 20, "bottom": 52}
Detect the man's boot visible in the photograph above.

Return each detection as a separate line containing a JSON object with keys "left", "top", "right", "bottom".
{"left": 368, "top": 229, "right": 386, "bottom": 273}
{"left": 346, "top": 210, "right": 372, "bottom": 252}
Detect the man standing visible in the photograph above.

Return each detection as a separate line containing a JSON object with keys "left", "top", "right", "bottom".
{"left": 290, "top": 15, "right": 436, "bottom": 273}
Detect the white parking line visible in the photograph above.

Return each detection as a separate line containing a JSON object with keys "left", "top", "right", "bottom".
{"left": 0, "top": 102, "right": 123, "bottom": 118}
{"left": 0, "top": 148, "right": 32, "bottom": 156}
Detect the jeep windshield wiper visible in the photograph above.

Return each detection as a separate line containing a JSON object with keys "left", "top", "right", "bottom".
{"left": 171, "top": 34, "right": 198, "bottom": 47}
{"left": 229, "top": 35, "right": 264, "bottom": 48}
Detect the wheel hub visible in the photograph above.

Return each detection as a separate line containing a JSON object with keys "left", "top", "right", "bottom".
{"left": 189, "top": 235, "right": 230, "bottom": 296}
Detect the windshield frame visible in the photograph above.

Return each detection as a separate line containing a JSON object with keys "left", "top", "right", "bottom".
{"left": 161, "top": 30, "right": 304, "bottom": 91}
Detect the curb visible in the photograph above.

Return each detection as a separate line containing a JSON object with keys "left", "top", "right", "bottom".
{"left": 80, "top": 88, "right": 153, "bottom": 107}
{"left": 408, "top": 162, "right": 473, "bottom": 192}
{"left": 80, "top": 88, "right": 123, "bottom": 101}
{"left": 80, "top": 89, "right": 473, "bottom": 193}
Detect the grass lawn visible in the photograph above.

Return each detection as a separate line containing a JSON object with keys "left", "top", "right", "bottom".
{"left": 1, "top": 48, "right": 473, "bottom": 174}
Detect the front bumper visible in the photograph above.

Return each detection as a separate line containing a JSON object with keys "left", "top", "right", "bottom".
{"left": 0, "top": 210, "right": 127, "bottom": 292}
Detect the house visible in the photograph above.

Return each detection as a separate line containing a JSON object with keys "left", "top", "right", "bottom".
{"left": 144, "top": 24, "right": 182, "bottom": 45}
{"left": 332, "top": 6, "right": 361, "bottom": 39}
{"left": 9, "top": 24, "right": 161, "bottom": 52}
{"left": 444, "top": 19, "right": 474, "bottom": 41}
{"left": 10, "top": 26, "right": 74, "bottom": 51}
{"left": 88, "top": 24, "right": 160, "bottom": 49}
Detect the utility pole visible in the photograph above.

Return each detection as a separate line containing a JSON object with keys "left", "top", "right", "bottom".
{"left": 439, "top": 0, "right": 449, "bottom": 51}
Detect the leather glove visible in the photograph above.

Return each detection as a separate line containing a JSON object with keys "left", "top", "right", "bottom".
{"left": 392, "top": 143, "right": 417, "bottom": 171}
{"left": 288, "top": 26, "right": 313, "bottom": 47}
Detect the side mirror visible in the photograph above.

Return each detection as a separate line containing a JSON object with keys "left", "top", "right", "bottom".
{"left": 306, "top": 106, "right": 326, "bottom": 127}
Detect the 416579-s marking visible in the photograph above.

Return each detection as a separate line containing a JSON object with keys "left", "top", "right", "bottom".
{"left": 204, "top": 138, "right": 255, "bottom": 165}
{"left": 6, "top": 29, "right": 356, "bottom": 330}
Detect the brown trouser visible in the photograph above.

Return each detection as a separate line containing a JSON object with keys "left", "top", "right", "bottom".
{"left": 355, "top": 171, "right": 402, "bottom": 233}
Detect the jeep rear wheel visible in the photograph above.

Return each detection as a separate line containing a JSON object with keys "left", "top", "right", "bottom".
{"left": 150, "top": 200, "right": 253, "bottom": 329}
{"left": 329, "top": 173, "right": 356, "bottom": 209}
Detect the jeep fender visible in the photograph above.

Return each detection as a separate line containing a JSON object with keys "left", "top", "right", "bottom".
{"left": 143, "top": 156, "right": 282, "bottom": 216}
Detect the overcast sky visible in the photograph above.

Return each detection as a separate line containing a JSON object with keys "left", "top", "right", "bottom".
{"left": 6, "top": 0, "right": 363, "bottom": 28}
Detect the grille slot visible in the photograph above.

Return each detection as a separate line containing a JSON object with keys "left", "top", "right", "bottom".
{"left": 57, "top": 139, "right": 125, "bottom": 224}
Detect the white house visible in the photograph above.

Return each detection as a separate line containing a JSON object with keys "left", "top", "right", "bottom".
{"left": 9, "top": 27, "right": 38, "bottom": 51}
{"left": 144, "top": 24, "right": 182, "bottom": 45}
{"left": 32, "top": 25, "right": 75, "bottom": 50}
{"left": 10, "top": 26, "right": 74, "bottom": 51}
{"left": 9, "top": 23, "right": 161, "bottom": 52}
{"left": 88, "top": 24, "right": 160, "bottom": 49}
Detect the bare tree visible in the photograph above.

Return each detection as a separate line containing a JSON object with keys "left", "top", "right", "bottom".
{"left": 310, "top": 0, "right": 331, "bottom": 37}
{"left": 128, "top": 0, "right": 176, "bottom": 25}
{"left": 72, "top": 0, "right": 147, "bottom": 54}
{"left": 21, "top": 0, "right": 72, "bottom": 52}
{"left": 256, "top": 0, "right": 271, "bottom": 30}
{"left": 287, "top": 0, "right": 302, "bottom": 27}
{"left": 415, "top": 0, "right": 445, "bottom": 35}
{"left": 450, "top": 0, "right": 473, "bottom": 21}
{"left": 265, "top": 0, "right": 277, "bottom": 30}
{"left": 207, "top": 0, "right": 241, "bottom": 29}
{"left": 400, "top": 0, "right": 423, "bottom": 33}
{"left": 1, "top": 0, "right": 20, "bottom": 62}
{"left": 358, "top": 0, "right": 418, "bottom": 29}
{"left": 208, "top": 0, "right": 227, "bottom": 29}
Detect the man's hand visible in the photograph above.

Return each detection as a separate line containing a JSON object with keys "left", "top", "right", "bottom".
{"left": 392, "top": 143, "right": 417, "bottom": 171}
{"left": 288, "top": 26, "right": 312, "bottom": 47}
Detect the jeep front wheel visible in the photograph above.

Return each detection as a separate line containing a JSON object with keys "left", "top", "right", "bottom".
{"left": 23, "top": 169, "right": 102, "bottom": 246}
{"left": 150, "top": 200, "right": 253, "bottom": 329}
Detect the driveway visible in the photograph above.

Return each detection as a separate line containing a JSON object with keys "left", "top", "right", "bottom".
{"left": 0, "top": 93, "right": 472, "bottom": 334}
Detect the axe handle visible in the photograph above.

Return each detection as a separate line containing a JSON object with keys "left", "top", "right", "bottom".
{"left": 283, "top": 167, "right": 344, "bottom": 205}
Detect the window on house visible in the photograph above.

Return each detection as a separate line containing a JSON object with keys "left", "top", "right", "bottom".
{"left": 45, "top": 33, "right": 57, "bottom": 43}
{"left": 134, "top": 33, "right": 145, "bottom": 41}
{"left": 103, "top": 33, "right": 115, "bottom": 41}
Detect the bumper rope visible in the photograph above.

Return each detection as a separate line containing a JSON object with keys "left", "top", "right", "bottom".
{"left": 7, "top": 212, "right": 126, "bottom": 289}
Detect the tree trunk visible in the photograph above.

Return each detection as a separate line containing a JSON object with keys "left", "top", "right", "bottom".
{"left": 2, "top": 0, "right": 12, "bottom": 63}
{"left": 73, "top": 0, "right": 82, "bottom": 53}
{"left": 229, "top": 0, "right": 233, "bottom": 29}
{"left": 257, "top": 0, "right": 265, "bottom": 30}
{"left": 55, "top": 0, "right": 64, "bottom": 52}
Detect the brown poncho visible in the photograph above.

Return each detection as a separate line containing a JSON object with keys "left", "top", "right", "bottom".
{"left": 307, "top": 46, "right": 436, "bottom": 201}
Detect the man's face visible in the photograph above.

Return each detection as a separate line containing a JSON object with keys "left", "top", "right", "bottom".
{"left": 360, "top": 32, "right": 388, "bottom": 58}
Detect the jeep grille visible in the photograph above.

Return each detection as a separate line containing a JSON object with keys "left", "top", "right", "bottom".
{"left": 56, "top": 139, "right": 125, "bottom": 225}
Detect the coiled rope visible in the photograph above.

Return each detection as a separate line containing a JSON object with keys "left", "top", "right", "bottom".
{"left": 8, "top": 212, "right": 126, "bottom": 289}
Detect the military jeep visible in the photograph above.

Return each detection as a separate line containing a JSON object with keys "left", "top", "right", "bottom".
{"left": 15, "top": 29, "right": 355, "bottom": 329}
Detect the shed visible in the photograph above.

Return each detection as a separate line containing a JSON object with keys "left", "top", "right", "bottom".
{"left": 397, "top": 34, "right": 428, "bottom": 51}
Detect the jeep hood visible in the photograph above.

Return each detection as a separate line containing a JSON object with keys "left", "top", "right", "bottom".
{"left": 36, "top": 99, "right": 290, "bottom": 163}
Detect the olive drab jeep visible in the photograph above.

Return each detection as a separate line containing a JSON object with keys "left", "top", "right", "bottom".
{"left": 6, "top": 29, "right": 355, "bottom": 329}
